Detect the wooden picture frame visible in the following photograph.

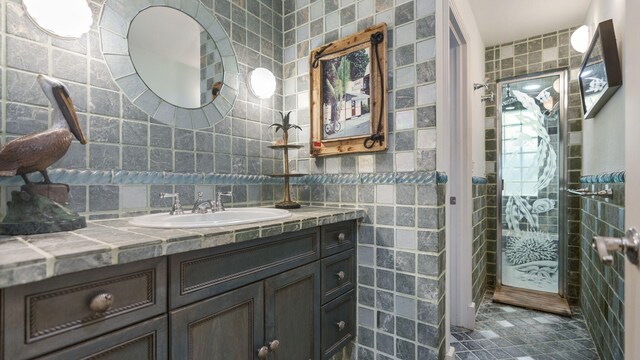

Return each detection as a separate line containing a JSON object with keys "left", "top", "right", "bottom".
{"left": 309, "top": 23, "right": 388, "bottom": 157}
{"left": 578, "top": 19, "right": 622, "bottom": 119}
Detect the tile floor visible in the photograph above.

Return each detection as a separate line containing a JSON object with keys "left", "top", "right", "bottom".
{"left": 452, "top": 294, "right": 599, "bottom": 360}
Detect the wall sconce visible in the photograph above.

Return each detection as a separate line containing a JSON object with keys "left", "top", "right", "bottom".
{"left": 247, "top": 68, "right": 276, "bottom": 99}
{"left": 570, "top": 25, "right": 590, "bottom": 54}
{"left": 23, "top": 0, "right": 92, "bottom": 38}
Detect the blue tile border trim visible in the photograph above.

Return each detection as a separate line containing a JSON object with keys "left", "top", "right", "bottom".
{"left": 0, "top": 169, "right": 281, "bottom": 186}
{"left": 580, "top": 171, "right": 625, "bottom": 184}
{"left": 303, "top": 171, "right": 447, "bottom": 185}
{"left": 472, "top": 176, "right": 488, "bottom": 184}
{"left": 0, "top": 169, "right": 450, "bottom": 186}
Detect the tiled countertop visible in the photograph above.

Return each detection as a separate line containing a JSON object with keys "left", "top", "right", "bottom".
{"left": 0, "top": 206, "right": 364, "bottom": 289}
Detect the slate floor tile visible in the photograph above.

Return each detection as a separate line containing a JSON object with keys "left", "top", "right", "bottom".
{"left": 454, "top": 293, "right": 600, "bottom": 360}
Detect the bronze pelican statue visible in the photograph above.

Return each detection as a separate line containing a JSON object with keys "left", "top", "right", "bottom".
{"left": 0, "top": 74, "right": 86, "bottom": 184}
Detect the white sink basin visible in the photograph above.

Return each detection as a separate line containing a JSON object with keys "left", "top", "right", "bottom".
{"left": 129, "top": 208, "right": 291, "bottom": 228}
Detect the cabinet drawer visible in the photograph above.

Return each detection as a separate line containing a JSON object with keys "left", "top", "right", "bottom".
{"left": 320, "top": 222, "right": 355, "bottom": 257}
{"left": 37, "top": 316, "right": 167, "bottom": 360}
{"left": 321, "top": 250, "right": 355, "bottom": 304}
{"left": 170, "top": 227, "right": 319, "bottom": 308}
{"left": 3, "top": 258, "right": 166, "bottom": 360}
{"left": 320, "top": 290, "right": 355, "bottom": 359}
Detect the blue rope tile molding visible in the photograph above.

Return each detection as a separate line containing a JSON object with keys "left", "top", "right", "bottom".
{"left": 580, "top": 171, "right": 625, "bottom": 184}
{"left": 0, "top": 169, "right": 450, "bottom": 186}
{"left": 472, "top": 176, "right": 488, "bottom": 184}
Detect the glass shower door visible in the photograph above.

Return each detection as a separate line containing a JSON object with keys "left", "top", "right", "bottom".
{"left": 498, "top": 72, "right": 565, "bottom": 294}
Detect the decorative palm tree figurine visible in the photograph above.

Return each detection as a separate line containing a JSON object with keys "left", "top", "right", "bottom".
{"left": 269, "top": 111, "right": 304, "bottom": 209}
{"left": 270, "top": 111, "right": 301, "bottom": 144}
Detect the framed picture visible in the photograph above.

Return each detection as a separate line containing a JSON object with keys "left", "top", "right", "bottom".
{"left": 578, "top": 19, "right": 622, "bottom": 119}
{"left": 310, "top": 23, "right": 387, "bottom": 157}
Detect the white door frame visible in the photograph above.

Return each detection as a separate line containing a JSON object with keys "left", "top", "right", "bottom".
{"left": 625, "top": 0, "right": 640, "bottom": 356}
{"left": 436, "top": 0, "right": 474, "bottom": 356}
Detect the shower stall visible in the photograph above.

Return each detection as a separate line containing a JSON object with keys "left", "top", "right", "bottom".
{"left": 494, "top": 70, "right": 569, "bottom": 314}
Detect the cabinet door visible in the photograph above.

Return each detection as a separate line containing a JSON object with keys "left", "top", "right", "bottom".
{"left": 37, "top": 316, "right": 167, "bottom": 360}
{"left": 265, "top": 262, "right": 320, "bottom": 360}
{"left": 171, "top": 282, "right": 264, "bottom": 360}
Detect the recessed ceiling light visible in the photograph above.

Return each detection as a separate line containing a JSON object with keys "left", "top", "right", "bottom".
{"left": 505, "top": 106, "right": 515, "bottom": 110}
{"left": 581, "top": 69, "right": 593, "bottom": 77}
{"left": 522, "top": 84, "right": 541, "bottom": 91}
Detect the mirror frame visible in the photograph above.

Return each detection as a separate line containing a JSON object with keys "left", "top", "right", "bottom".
{"left": 99, "top": 0, "right": 239, "bottom": 129}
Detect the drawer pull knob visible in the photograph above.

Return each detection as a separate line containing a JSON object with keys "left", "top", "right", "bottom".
{"left": 258, "top": 346, "right": 269, "bottom": 359}
{"left": 336, "top": 271, "right": 345, "bottom": 280}
{"left": 269, "top": 340, "right": 280, "bottom": 351}
{"left": 336, "top": 321, "right": 346, "bottom": 331}
{"left": 337, "top": 232, "right": 346, "bottom": 242}
{"left": 89, "top": 292, "right": 114, "bottom": 313}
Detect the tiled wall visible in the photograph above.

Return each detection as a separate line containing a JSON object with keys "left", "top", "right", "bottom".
{"left": 484, "top": 27, "right": 584, "bottom": 303}
{"left": 4, "top": 0, "right": 450, "bottom": 357}
{"left": 471, "top": 179, "right": 487, "bottom": 312}
{"left": 0, "top": 0, "right": 285, "bottom": 218}
{"left": 580, "top": 179, "right": 625, "bottom": 360}
{"left": 281, "top": 0, "right": 447, "bottom": 358}
{"left": 199, "top": 29, "right": 224, "bottom": 105}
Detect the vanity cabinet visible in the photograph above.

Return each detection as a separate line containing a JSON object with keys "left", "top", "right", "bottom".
{"left": 1, "top": 220, "right": 356, "bottom": 360}
{"left": 171, "top": 262, "right": 320, "bottom": 360}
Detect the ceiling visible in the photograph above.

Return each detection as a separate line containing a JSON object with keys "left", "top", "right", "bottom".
{"left": 469, "top": 0, "right": 593, "bottom": 46}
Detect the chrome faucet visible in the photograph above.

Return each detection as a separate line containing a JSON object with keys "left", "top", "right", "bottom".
{"left": 160, "top": 192, "right": 184, "bottom": 215}
{"left": 192, "top": 192, "right": 214, "bottom": 214}
{"left": 215, "top": 191, "right": 233, "bottom": 211}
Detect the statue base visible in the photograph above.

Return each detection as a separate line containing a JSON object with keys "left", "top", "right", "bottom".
{"left": 0, "top": 184, "right": 86, "bottom": 235}
{"left": 275, "top": 200, "right": 301, "bottom": 209}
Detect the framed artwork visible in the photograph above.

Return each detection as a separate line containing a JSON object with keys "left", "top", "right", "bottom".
{"left": 578, "top": 19, "right": 622, "bottom": 119}
{"left": 310, "top": 23, "right": 388, "bottom": 157}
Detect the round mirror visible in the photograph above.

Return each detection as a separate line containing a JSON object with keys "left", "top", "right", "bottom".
{"left": 128, "top": 7, "right": 223, "bottom": 109}
{"left": 99, "top": 0, "right": 238, "bottom": 129}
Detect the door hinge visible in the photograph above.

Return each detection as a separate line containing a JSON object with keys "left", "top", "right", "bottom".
{"left": 450, "top": 196, "right": 457, "bottom": 205}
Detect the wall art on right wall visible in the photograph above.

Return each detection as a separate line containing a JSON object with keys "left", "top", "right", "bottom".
{"left": 578, "top": 19, "right": 623, "bottom": 119}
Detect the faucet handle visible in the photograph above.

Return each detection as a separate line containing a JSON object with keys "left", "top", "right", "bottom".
{"left": 216, "top": 191, "right": 233, "bottom": 211}
{"left": 160, "top": 192, "right": 184, "bottom": 215}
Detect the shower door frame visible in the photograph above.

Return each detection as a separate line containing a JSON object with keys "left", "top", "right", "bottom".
{"left": 495, "top": 69, "right": 569, "bottom": 297}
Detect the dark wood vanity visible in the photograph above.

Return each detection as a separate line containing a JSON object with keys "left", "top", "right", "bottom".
{"left": 0, "top": 219, "right": 357, "bottom": 359}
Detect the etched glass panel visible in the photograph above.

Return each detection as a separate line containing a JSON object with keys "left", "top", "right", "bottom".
{"left": 499, "top": 75, "right": 561, "bottom": 293}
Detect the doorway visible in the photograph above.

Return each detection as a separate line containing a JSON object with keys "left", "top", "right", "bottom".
{"left": 494, "top": 70, "right": 570, "bottom": 315}
{"left": 446, "top": 6, "right": 474, "bottom": 330}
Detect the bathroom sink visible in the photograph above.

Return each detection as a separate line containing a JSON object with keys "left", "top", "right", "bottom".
{"left": 129, "top": 208, "right": 292, "bottom": 228}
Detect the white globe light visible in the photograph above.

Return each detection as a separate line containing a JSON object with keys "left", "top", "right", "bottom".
{"left": 248, "top": 68, "right": 276, "bottom": 100}
{"left": 570, "top": 25, "right": 590, "bottom": 54}
{"left": 23, "top": 0, "right": 93, "bottom": 38}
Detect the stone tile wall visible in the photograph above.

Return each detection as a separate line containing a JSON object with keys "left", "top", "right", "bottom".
{"left": 472, "top": 180, "right": 487, "bottom": 312}
{"left": 0, "top": 0, "right": 285, "bottom": 218}
{"left": 484, "top": 27, "right": 584, "bottom": 303}
{"left": 4, "top": 0, "right": 451, "bottom": 357}
{"left": 199, "top": 29, "right": 224, "bottom": 105}
{"left": 282, "top": 0, "right": 446, "bottom": 358}
{"left": 580, "top": 180, "right": 625, "bottom": 360}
